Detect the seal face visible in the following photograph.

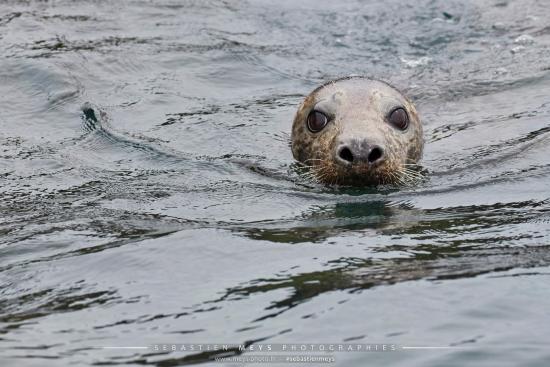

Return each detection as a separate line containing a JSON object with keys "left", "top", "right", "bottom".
{"left": 291, "top": 76, "right": 423, "bottom": 186}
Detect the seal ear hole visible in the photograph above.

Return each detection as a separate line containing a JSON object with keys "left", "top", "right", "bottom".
{"left": 388, "top": 107, "right": 409, "bottom": 130}
{"left": 338, "top": 147, "right": 354, "bottom": 163}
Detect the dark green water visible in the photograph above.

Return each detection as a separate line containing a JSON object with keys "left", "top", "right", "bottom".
{"left": 1, "top": 1, "right": 550, "bottom": 366}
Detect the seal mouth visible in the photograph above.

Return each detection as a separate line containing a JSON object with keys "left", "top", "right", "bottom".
{"left": 338, "top": 165, "right": 388, "bottom": 186}
{"left": 305, "top": 158, "right": 424, "bottom": 187}
{"left": 303, "top": 159, "right": 390, "bottom": 187}
{"left": 300, "top": 146, "right": 426, "bottom": 186}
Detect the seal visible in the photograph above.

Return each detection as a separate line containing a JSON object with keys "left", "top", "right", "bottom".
{"left": 291, "top": 76, "right": 423, "bottom": 186}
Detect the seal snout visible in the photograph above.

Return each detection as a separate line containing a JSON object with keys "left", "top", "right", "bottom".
{"left": 335, "top": 138, "right": 385, "bottom": 167}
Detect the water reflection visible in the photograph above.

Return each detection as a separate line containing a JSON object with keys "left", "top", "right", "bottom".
{"left": 238, "top": 200, "right": 397, "bottom": 243}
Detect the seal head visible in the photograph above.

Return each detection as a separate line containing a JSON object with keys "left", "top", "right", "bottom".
{"left": 291, "top": 76, "right": 423, "bottom": 186}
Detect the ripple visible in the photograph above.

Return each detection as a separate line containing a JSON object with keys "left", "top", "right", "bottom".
{"left": 2, "top": 0, "right": 550, "bottom": 366}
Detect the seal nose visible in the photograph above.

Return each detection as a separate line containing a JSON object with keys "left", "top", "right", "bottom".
{"left": 336, "top": 139, "right": 385, "bottom": 166}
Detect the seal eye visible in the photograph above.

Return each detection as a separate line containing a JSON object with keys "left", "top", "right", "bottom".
{"left": 388, "top": 108, "right": 409, "bottom": 130}
{"left": 307, "top": 110, "right": 328, "bottom": 133}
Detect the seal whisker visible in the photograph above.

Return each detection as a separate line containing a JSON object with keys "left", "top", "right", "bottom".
{"left": 403, "top": 167, "right": 425, "bottom": 180}
{"left": 394, "top": 164, "right": 425, "bottom": 186}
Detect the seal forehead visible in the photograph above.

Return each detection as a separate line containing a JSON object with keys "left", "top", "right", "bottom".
{"left": 315, "top": 79, "right": 405, "bottom": 106}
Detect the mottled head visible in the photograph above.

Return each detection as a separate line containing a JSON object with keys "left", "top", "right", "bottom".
{"left": 291, "top": 76, "right": 423, "bottom": 186}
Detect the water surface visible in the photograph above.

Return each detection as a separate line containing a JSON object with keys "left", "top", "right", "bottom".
{"left": 1, "top": 0, "right": 550, "bottom": 366}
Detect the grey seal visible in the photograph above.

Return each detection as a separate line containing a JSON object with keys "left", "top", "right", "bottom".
{"left": 291, "top": 76, "right": 423, "bottom": 186}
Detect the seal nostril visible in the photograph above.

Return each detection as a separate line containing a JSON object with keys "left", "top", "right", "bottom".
{"left": 368, "top": 147, "right": 383, "bottom": 163}
{"left": 339, "top": 147, "right": 354, "bottom": 163}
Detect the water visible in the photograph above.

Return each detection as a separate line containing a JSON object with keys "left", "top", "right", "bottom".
{"left": 1, "top": 0, "right": 550, "bottom": 366}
